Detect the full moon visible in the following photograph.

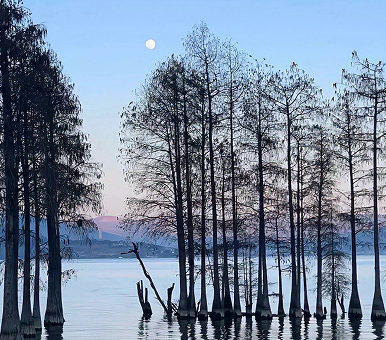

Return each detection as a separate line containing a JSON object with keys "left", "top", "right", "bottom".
{"left": 145, "top": 39, "right": 156, "bottom": 50}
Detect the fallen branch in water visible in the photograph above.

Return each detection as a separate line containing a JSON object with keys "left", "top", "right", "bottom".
{"left": 122, "top": 242, "right": 173, "bottom": 316}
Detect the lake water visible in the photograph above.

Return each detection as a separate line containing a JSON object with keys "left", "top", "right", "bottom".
{"left": 10, "top": 255, "right": 386, "bottom": 339}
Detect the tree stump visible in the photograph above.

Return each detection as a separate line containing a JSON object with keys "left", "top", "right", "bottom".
{"left": 137, "top": 280, "right": 152, "bottom": 319}
{"left": 167, "top": 283, "right": 175, "bottom": 315}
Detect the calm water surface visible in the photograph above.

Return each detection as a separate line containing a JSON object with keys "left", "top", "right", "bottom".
{"left": 11, "top": 256, "right": 386, "bottom": 339}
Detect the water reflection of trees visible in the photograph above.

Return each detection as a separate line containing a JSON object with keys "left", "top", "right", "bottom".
{"left": 138, "top": 317, "right": 150, "bottom": 339}
{"left": 179, "top": 319, "right": 196, "bottom": 340}
{"left": 256, "top": 319, "right": 272, "bottom": 340}
{"left": 316, "top": 319, "right": 324, "bottom": 340}
{"left": 372, "top": 320, "right": 385, "bottom": 340}
{"left": 290, "top": 318, "right": 302, "bottom": 340}
{"left": 44, "top": 325, "right": 64, "bottom": 340}
{"left": 136, "top": 315, "right": 382, "bottom": 339}
{"left": 349, "top": 317, "right": 361, "bottom": 340}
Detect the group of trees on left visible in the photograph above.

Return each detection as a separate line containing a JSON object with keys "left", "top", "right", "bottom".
{"left": 0, "top": 1, "right": 103, "bottom": 339}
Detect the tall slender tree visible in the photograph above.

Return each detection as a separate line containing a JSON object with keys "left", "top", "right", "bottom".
{"left": 0, "top": 2, "right": 22, "bottom": 336}
{"left": 342, "top": 52, "right": 386, "bottom": 320}
{"left": 266, "top": 64, "right": 321, "bottom": 318}
{"left": 333, "top": 89, "right": 366, "bottom": 318}
{"left": 185, "top": 23, "right": 223, "bottom": 318}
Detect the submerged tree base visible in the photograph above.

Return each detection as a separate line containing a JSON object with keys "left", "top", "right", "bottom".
{"left": 0, "top": 333, "right": 24, "bottom": 340}
{"left": 33, "top": 316, "right": 42, "bottom": 331}
{"left": 371, "top": 309, "right": 386, "bottom": 321}
{"left": 209, "top": 309, "right": 225, "bottom": 320}
{"left": 348, "top": 307, "right": 362, "bottom": 319}
{"left": 43, "top": 314, "right": 65, "bottom": 327}
{"left": 256, "top": 303, "right": 273, "bottom": 320}
{"left": 289, "top": 308, "right": 302, "bottom": 318}
{"left": 186, "top": 308, "right": 196, "bottom": 319}
{"left": 20, "top": 321, "right": 36, "bottom": 338}
{"left": 197, "top": 311, "right": 208, "bottom": 321}
{"left": 176, "top": 309, "right": 189, "bottom": 320}
{"left": 255, "top": 310, "right": 273, "bottom": 320}
{"left": 233, "top": 310, "right": 242, "bottom": 318}
{"left": 314, "top": 312, "right": 326, "bottom": 320}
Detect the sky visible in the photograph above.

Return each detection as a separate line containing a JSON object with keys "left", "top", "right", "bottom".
{"left": 24, "top": 0, "right": 386, "bottom": 217}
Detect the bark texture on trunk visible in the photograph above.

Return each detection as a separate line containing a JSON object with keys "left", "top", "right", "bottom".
{"left": 206, "top": 64, "right": 223, "bottom": 319}
{"left": 256, "top": 107, "right": 271, "bottom": 319}
{"left": 296, "top": 142, "right": 301, "bottom": 311}
{"left": 300, "top": 155, "right": 310, "bottom": 318}
{"left": 20, "top": 121, "right": 36, "bottom": 336}
{"left": 32, "top": 153, "right": 42, "bottom": 330}
{"left": 182, "top": 88, "right": 196, "bottom": 319}
{"left": 330, "top": 230, "right": 337, "bottom": 319}
{"left": 371, "top": 100, "right": 386, "bottom": 321}
{"left": 287, "top": 111, "right": 301, "bottom": 318}
{"left": 229, "top": 73, "right": 241, "bottom": 318}
{"left": 348, "top": 131, "right": 362, "bottom": 318}
{"left": 315, "top": 136, "right": 324, "bottom": 320}
{"left": 198, "top": 107, "right": 208, "bottom": 320}
{"left": 174, "top": 119, "right": 188, "bottom": 318}
{"left": 276, "top": 220, "right": 285, "bottom": 317}
{"left": 44, "top": 115, "right": 64, "bottom": 326}
{"left": 220, "top": 166, "right": 232, "bottom": 316}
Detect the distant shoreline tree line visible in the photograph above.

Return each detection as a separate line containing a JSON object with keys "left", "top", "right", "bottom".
{"left": 120, "top": 23, "right": 386, "bottom": 322}
{"left": 0, "top": 1, "right": 103, "bottom": 339}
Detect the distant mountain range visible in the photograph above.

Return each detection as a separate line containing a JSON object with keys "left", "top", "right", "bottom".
{"left": 1, "top": 214, "right": 386, "bottom": 259}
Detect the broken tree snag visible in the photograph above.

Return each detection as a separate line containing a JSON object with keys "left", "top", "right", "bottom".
{"left": 137, "top": 280, "right": 152, "bottom": 319}
{"left": 124, "top": 243, "right": 170, "bottom": 315}
{"left": 167, "top": 283, "right": 175, "bottom": 315}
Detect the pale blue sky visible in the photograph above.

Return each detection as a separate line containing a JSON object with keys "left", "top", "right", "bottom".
{"left": 25, "top": 0, "right": 386, "bottom": 217}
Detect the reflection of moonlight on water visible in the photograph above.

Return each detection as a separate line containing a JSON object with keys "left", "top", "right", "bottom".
{"left": 145, "top": 39, "right": 156, "bottom": 49}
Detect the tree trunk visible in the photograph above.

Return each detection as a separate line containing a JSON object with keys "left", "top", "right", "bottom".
{"left": 206, "top": 64, "right": 222, "bottom": 319}
{"left": 287, "top": 109, "right": 301, "bottom": 318}
{"left": 296, "top": 141, "right": 301, "bottom": 310}
{"left": 44, "top": 114, "right": 64, "bottom": 326}
{"left": 315, "top": 137, "right": 324, "bottom": 320}
{"left": 198, "top": 105, "right": 208, "bottom": 320}
{"left": 371, "top": 97, "right": 386, "bottom": 321}
{"left": 0, "top": 26, "right": 23, "bottom": 340}
{"left": 229, "top": 73, "right": 241, "bottom": 318}
{"left": 276, "top": 218, "right": 285, "bottom": 317}
{"left": 32, "top": 152, "right": 42, "bottom": 330}
{"left": 20, "top": 118, "right": 36, "bottom": 337}
{"left": 256, "top": 103, "right": 271, "bottom": 319}
{"left": 182, "top": 84, "right": 196, "bottom": 319}
{"left": 174, "top": 117, "right": 188, "bottom": 319}
{"left": 221, "top": 164, "right": 232, "bottom": 316}
{"left": 330, "top": 228, "right": 337, "bottom": 319}
{"left": 301, "top": 206, "right": 310, "bottom": 318}
{"left": 348, "top": 131, "right": 362, "bottom": 318}
{"left": 300, "top": 147, "right": 310, "bottom": 318}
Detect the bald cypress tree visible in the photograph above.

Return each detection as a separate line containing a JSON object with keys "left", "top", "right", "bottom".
{"left": 0, "top": 2, "right": 45, "bottom": 338}
{"left": 333, "top": 89, "right": 366, "bottom": 318}
{"left": 0, "top": 2, "right": 23, "bottom": 337}
{"left": 185, "top": 23, "right": 223, "bottom": 319}
{"left": 342, "top": 52, "right": 386, "bottom": 320}
{"left": 266, "top": 64, "right": 321, "bottom": 318}
{"left": 241, "top": 62, "right": 275, "bottom": 319}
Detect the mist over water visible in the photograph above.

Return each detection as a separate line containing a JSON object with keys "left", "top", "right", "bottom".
{"left": 10, "top": 256, "right": 386, "bottom": 339}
